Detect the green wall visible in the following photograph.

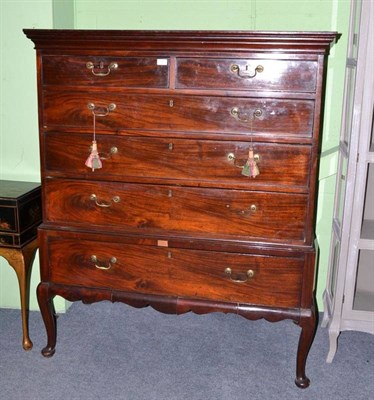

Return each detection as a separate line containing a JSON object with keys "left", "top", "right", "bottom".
{"left": 0, "top": 0, "right": 74, "bottom": 312}
{"left": 0, "top": 0, "right": 351, "bottom": 311}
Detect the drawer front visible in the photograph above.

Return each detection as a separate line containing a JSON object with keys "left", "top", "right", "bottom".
{"left": 0, "top": 206, "right": 17, "bottom": 232}
{"left": 176, "top": 58, "right": 318, "bottom": 92}
{"left": 42, "top": 56, "right": 169, "bottom": 87}
{"left": 19, "top": 197, "right": 42, "bottom": 232}
{"left": 45, "top": 179, "right": 308, "bottom": 241}
{"left": 47, "top": 236, "right": 303, "bottom": 308}
{"left": 0, "top": 234, "right": 14, "bottom": 246}
{"left": 42, "top": 91, "right": 314, "bottom": 138}
{"left": 45, "top": 133, "right": 312, "bottom": 191}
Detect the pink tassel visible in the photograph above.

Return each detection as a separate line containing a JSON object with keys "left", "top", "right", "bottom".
{"left": 241, "top": 147, "right": 260, "bottom": 178}
{"left": 85, "top": 140, "right": 102, "bottom": 171}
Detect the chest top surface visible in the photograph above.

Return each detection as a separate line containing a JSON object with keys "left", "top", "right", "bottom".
{"left": 24, "top": 29, "right": 338, "bottom": 53}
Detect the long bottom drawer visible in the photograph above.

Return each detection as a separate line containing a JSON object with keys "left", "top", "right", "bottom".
{"left": 43, "top": 231, "right": 304, "bottom": 308}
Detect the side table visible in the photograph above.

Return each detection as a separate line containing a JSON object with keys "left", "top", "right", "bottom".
{"left": 0, "top": 180, "right": 42, "bottom": 350}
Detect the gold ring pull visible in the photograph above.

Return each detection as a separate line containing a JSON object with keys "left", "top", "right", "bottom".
{"left": 230, "top": 107, "right": 263, "bottom": 122}
{"left": 86, "top": 61, "right": 118, "bottom": 77}
{"left": 90, "top": 255, "right": 117, "bottom": 270}
{"left": 87, "top": 102, "right": 116, "bottom": 117}
{"left": 224, "top": 267, "right": 255, "bottom": 283}
{"left": 230, "top": 64, "right": 264, "bottom": 78}
{"left": 98, "top": 146, "right": 118, "bottom": 160}
{"left": 90, "top": 193, "right": 120, "bottom": 208}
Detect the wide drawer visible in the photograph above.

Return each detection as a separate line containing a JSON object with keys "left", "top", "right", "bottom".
{"left": 42, "top": 56, "right": 169, "bottom": 87}
{"left": 44, "top": 179, "right": 308, "bottom": 242}
{"left": 44, "top": 133, "right": 312, "bottom": 191}
{"left": 176, "top": 58, "right": 318, "bottom": 92}
{"left": 46, "top": 235, "right": 303, "bottom": 308}
{"left": 42, "top": 91, "right": 314, "bottom": 138}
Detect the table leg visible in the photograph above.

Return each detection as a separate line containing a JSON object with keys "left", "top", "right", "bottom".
{"left": 0, "top": 238, "right": 38, "bottom": 350}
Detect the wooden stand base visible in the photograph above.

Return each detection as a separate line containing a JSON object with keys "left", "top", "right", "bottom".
{"left": 37, "top": 282, "right": 316, "bottom": 388}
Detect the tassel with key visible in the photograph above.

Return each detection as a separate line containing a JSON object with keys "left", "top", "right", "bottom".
{"left": 85, "top": 111, "right": 102, "bottom": 171}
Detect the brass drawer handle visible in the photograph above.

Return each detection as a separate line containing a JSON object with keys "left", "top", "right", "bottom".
{"left": 91, "top": 255, "right": 117, "bottom": 270}
{"left": 86, "top": 61, "right": 118, "bottom": 76}
{"left": 227, "top": 147, "right": 260, "bottom": 178}
{"left": 230, "top": 64, "right": 264, "bottom": 78}
{"left": 227, "top": 152, "right": 260, "bottom": 167}
{"left": 226, "top": 203, "right": 258, "bottom": 215}
{"left": 90, "top": 193, "right": 120, "bottom": 208}
{"left": 238, "top": 204, "right": 257, "bottom": 215}
{"left": 96, "top": 146, "right": 118, "bottom": 160}
{"left": 230, "top": 107, "right": 263, "bottom": 122}
{"left": 87, "top": 102, "right": 116, "bottom": 117}
{"left": 224, "top": 267, "right": 255, "bottom": 283}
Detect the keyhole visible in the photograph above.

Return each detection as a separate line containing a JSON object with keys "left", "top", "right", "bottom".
{"left": 169, "top": 100, "right": 174, "bottom": 107}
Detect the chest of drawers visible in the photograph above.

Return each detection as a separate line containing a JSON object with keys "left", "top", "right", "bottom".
{"left": 24, "top": 29, "right": 337, "bottom": 388}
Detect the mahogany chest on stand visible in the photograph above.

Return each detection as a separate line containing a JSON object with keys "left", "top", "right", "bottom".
{"left": 24, "top": 29, "right": 337, "bottom": 388}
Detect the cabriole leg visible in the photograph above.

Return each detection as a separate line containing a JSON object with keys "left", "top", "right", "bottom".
{"left": 295, "top": 304, "right": 317, "bottom": 388}
{"left": 37, "top": 282, "right": 57, "bottom": 357}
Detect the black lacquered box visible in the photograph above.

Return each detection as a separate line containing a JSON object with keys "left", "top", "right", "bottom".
{"left": 0, "top": 180, "right": 42, "bottom": 248}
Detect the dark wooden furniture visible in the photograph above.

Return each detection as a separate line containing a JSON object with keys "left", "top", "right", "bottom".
{"left": 0, "top": 180, "right": 42, "bottom": 349}
{"left": 24, "top": 30, "right": 337, "bottom": 388}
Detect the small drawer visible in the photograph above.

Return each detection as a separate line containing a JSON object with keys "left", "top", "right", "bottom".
{"left": 45, "top": 179, "right": 308, "bottom": 242}
{"left": 42, "top": 56, "right": 169, "bottom": 88}
{"left": 42, "top": 91, "right": 314, "bottom": 138}
{"left": 45, "top": 133, "right": 312, "bottom": 191}
{"left": 0, "top": 207, "right": 17, "bottom": 232}
{"left": 0, "top": 226, "right": 39, "bottom": 248}
{"left": 46, "top": 234, "right": 303, "bottom": 308}
{"left": 0, "top": 234, "right": 14, "bottom": 246}
{"left": 176, "top": 58, "right": 318, "bottom": 92}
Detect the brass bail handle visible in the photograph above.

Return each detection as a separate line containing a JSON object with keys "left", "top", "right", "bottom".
{"left": 87, "top": 102, "right": 116, "bottom": 117}
{"left": 225, "top": 267, "right": 255, "bottom": 283}
{"left": 86, "top": 61, "right": 118, "bottom": 77}
{"left": 96, "top": 146, "right": 118, "bottom": 160}
{"left": 230, "top": 64, "right": 264, "bottom": 78}
{"left": 227, "top": 152, "right": 260, "bottom": 167}
{"left": 230, "top": 107, "right": 263, "bottom": 122}
{"left": 90, "top": 193, "right": 120, "bottom": 208}
{"left": 90, "top": 255, "right": 117, "bottom": 270}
